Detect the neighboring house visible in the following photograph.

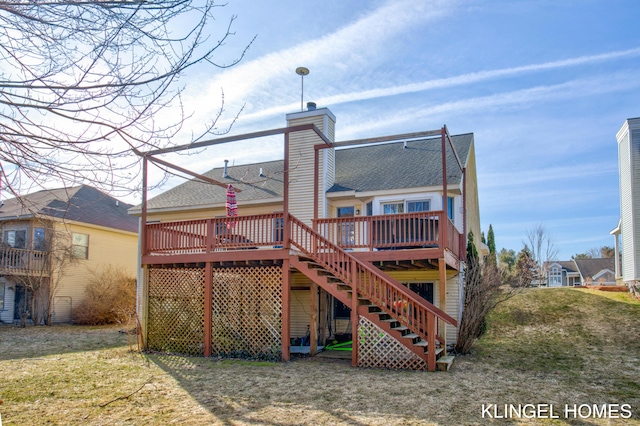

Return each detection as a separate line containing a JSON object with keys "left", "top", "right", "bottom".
{"left": 574, "top": 258, "right": 616, "bottom": 286}
{"left": 544, "top": 258, "right": 616, "bottom": 287}
{"left": 0, "top": 185, "right": 138, "bottom": 324}
{"left": 130, "top": 104, "right": 482, "bottom": 371}
{"left": 612, "top": 117, "right": 640, "bottom": 293}
{"left": 544, "top": 261, "right": 581, "bottom": 287}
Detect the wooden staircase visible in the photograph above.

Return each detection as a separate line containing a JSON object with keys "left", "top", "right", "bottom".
{"left": 288, "top": 215, "right": 457, "bottom": 371}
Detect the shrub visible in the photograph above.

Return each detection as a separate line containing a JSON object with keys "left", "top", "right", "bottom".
{"left": 73, "top": 267, "right": 136, "bottom": 325}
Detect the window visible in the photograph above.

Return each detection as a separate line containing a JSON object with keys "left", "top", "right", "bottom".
{"left": 333, "top": 298, "right": 350, "bottom": 319}
{"left": 447, "top": 197, "right": 454, "bottom": 220}
{"left": 548, "top": 267, "right": 562, "bottom": 287}
{"left": 273, "top": 217, "right": 284, "bottom": 244}
{"left": 337, "top": 207, "right": 355, "bottom": 246}
{"left": 71, "top": 233, "right": 89, "bottom": 259}
{"left": 382, "top": 202, "right": 404, "bottom": 214}
{"left": 407, "top": 200, "right": 430, "bottom": 212}
{"left": 4, "top": 230, "right": 26, "bottom": 248}
{"left": 366, "top": 201, "right": 373, "bottom": 216}
{"left": 34, "top": 228, "right": 46, "bottom": 251}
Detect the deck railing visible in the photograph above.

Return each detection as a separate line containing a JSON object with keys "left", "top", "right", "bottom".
{"left": 145, "top": 213, "right": 285, "bottom": 254}
{"left": 144, "top": 211, "right": 463, "bottom": 259}
{"left": 314, "top": 211, "right": 462, "bottom": 258}
{"left": 0, "top": 247, "right": 49, "bottom": 276}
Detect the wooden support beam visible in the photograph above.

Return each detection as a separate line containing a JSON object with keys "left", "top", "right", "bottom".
{"left": 204, "top": 262, "right": 212, "bottom": 357}
{"left": 140, "top": 265, "right": 149, "bottom": 350}
{"left": 310, "top": 282, "right": 318, "bottom": 356}
{"left": 427, "top": 312, "right": 436, "bottom": 372}
{"left": 318, "top": 288, "right": 327, "bottom": 347}
{"left": 439, "top": 258, "right": 447, "bottom": 356}
{"left": 282, "top": 257, "right": 291, "bottom": 361}
{"left": 351, "top": 261, "right": 359, "bottom": 367}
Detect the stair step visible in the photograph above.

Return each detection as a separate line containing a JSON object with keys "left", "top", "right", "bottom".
{"left": 436, "top": 355, "right": 455, "bottom": 371}
{"left": 401, "top": 333, "right": 419, "bottom": 339}
{"left": 391, "top": 325, "right": 409, "bottom": 332}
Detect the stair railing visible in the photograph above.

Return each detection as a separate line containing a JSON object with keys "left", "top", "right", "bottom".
{"left": 288, "top": 215, "right": 457, "bottom": 343}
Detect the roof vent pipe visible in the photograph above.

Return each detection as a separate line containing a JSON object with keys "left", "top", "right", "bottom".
{"left": 307, "top": 102, "right": 316, "bottom": 111}
{"left": 223, "top": 159, "right": 229, "bottom": 178}
{"left": 259, "top": 167, "right": 265, "bottom": 177}
{"left": 403, "top": 140, "right": 408, "bottom": 149}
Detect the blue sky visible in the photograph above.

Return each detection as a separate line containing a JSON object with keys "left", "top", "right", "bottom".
{"left": 149, "top": 0, "right": 640, "bottom": 260}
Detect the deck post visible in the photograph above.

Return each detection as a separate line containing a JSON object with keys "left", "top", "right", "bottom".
{"left": 283, "top": 132, "right": 290, "bottom": 249}
{"left": 351, "top": 260, "right": 358, "bottom": 367}
{"left": 313, "top": 148, "right": 319, "bottom": 229}
{"left": 139, "top": 265, "right": 150, "bottom": 350}
{"left": 204, "top": 262, "right": 212, "bottom": 357}
{"left": 427, "top": 312, "right": 436, "bottom": 372}
{"left": 282, "top": 257, "right": 291, "bottom": 361}
{"left": 141, "top": 156, "right": 148, "bottom": 256}
{"left": 438, "top": 258, "right": 447, "bottom": 356}
{"left": 310, "top": 282, "right": 318, "bottom": 356}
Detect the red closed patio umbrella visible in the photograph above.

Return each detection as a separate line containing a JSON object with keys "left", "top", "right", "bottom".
{"left": 226, "top": 184, "right": 237, "bottom": 229}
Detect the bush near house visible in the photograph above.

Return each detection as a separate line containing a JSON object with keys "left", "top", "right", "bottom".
{"left": 72, "top": 267, "right": 136, "bottom": 325}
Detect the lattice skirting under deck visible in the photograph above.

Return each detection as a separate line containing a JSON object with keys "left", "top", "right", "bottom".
{"left": 357, "top": 316, "right": 427, "bottom": 370}
{"left": 148, "top": 267, "right": 206, "bottom": 355}
{"left": 146, "top": 265, "right": 282, "bottom": 360}
{"left": 211, "top": 265, "right": 282, "bottom": 361}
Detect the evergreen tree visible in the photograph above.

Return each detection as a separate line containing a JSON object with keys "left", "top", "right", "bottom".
{"left": 487, "top": 224, "right": 496, "bottom": 255}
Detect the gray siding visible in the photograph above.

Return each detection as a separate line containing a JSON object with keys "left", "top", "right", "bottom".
{"left": 618, "top": 119, "right": 640, "bottom": 282}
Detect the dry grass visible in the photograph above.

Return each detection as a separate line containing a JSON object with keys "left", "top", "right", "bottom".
{"left": 1, "top": 288, "right": 639, "bottom": 425}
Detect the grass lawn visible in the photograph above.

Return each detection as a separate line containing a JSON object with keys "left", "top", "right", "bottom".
{"left": 1, "top": 287, "right": 639, "bottom": 425}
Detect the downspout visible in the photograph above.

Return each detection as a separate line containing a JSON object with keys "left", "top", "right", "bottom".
{"left": 463, "top": 167, "right": 467, "bottom": 261}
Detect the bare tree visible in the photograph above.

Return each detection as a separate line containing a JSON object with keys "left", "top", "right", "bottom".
{"left": 572, "top": 246, "right": 615, "bottom": 259}
{"left": 455, "top": 235, "right": 534, "bottom": 354}
{"left": 0, "top": 1, "right": 253, "bottom": 200}
{"left": 524, "top": 223, "right": 558, "bottom": 281}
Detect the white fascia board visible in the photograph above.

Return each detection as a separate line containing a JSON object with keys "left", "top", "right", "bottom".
{"left": 325, "top": 190, "right": 357, "bottom": 200}
{"left": 593, "top": 269, "right": 614, "bottom": 280}
{"left": 340, "top": 185, "right": 458, "bottom": 199}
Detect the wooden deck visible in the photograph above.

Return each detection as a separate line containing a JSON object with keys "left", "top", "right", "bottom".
{"left": 142, "top": 211, "right": 463, "bottom": 265}
{"left": 0, "top": 247, "right": 49, "bottom": 277}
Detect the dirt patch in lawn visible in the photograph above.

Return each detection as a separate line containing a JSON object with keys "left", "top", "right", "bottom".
{"left": 1, "top": 288, "right": 639, "bottom": 425}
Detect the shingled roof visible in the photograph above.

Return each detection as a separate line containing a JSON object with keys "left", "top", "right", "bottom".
{"left": 139, "top": 133, "right": 474, "bottom": 212}
{"left": 329, "top": 134, "right": 473, "bottom": 193}
{"left": 574, "top": 258, "right": 615, "bottom": 279}
{"left": 0, "top": 185, "right": 138, "bottom": 233}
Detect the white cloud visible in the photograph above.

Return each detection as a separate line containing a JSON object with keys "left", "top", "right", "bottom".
{"left": 337, "top": 71, "right": 640, "bottom": 138}
{"left": 179, "top": 0, "right": 456, "bottom": 129}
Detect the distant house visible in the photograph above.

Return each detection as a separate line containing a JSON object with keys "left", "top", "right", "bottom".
{"left": 130, "top": 104, "right": 483, "bottom": 371}
{"left": 574, "top": 258, "right": 616, "bottom": 286}
{"left": 0, "top": 185, "right": 138, "bottom": 324}
{"left": 543, "top": 258, "right": 615, "bottom": 287}
{"left": 612, "top": 117, "right": 640, "bottom": 294}
{"left": 545, "top": 261, "right": 581, "bottom": 287}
